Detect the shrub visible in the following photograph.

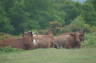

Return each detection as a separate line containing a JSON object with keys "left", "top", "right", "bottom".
{"left": 81, "top": 33, "right": 96, "bottom": 48}
{"left": 48, "top": 21, "right": 64, "bottom": 35}
{"left": 0, "top": 46, "right": 23, "bottom": 53}
{"left": 64, "top": 16, "right": 91, "bottom": 32}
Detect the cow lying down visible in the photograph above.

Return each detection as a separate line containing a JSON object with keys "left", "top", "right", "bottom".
{"left": 32, "top": 31, "right": 85, "bottom": 49}
{"left": 32, "top": 32, "right": 54, "bottom": 48}
{"left": 53, "top": 31, "right": 85, "bottom": 48}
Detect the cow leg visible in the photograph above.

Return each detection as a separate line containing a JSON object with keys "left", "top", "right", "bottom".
{"left": 56, "top": 44, "right": 60, "bottom": 48}
{"left": 77, "top": 42, "right": 81, "bottom": 48}
{"left": 60, "top": 46, "right": 63, "bottom": 48}
{"left": 66, "top": 43, "right": 72, "bottom": 49}
{"left": 24, "top": 44, "right": 33, "bottom": 50}
{"left": 54, "top": 43, "right": 60, "bottom": 48}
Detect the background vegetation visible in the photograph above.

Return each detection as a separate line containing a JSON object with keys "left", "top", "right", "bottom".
{"left": 0, "top": 0, "right": 96, "bottom": 34}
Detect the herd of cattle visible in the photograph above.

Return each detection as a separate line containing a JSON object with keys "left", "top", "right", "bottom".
{"left": 0, "top": 31, "right": 85, "bottom": 50}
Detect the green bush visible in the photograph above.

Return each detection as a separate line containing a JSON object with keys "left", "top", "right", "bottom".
{"left": 64, "top": 16, "right": 91, "bottom": 32}
{"left": 82, "top": 33, "right": 96, "bottom": 48}
{"left": 0, "top": 46, "right": 23, "bottom": 53}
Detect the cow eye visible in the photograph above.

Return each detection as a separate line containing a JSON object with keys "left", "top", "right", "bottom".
{"left": 80, "top": 34, "right": 84, "bottom": 36}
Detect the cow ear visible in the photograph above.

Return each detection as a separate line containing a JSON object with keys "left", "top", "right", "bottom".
{"left": 70, "top": 33, "right": 75, "bottom": 37}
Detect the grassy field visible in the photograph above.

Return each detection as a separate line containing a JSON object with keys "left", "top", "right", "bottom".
{"left": 0, "top": 48, "right": 96, "bottom": 63}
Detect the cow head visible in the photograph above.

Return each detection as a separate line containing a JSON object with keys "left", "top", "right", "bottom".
{"left": 74, "top": 31, "right": 85, "bottom": 48}
{"left": 75, "top": 31, "right": 85, "bottom": 42}
{"left": 23, "top": 31, "right": 34, "bottom": 42}
{"left": 23, "top": 31, "right": 34, "bottom": 50}
{"left": 69, "top": 31, "right": 85, "bottom": 48}
{"left": 23, "top": 31, "right": 33, "bottom": 37}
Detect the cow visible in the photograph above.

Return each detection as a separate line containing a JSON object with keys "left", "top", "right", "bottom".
{"left": 0, "top": 38, "right": 24, "bottom": 49}
{"left": 22, "top": 31, "right": 34, "bottom": 50}
{"left": 53, "top": 31, "right": 85, "bottom": 48}
{"left": 0, "top": 31, "right": 34, "bottom": 50}
{"left": 72, "top": 31, "right": 85, "bottom": 48}
{"left": 53, "top": 33, "right": 75, "bottom": 48}
{"left": 32, "top": 31, "right": 54, "bottom": 48}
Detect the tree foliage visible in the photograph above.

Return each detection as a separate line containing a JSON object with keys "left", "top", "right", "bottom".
{"left": 0, "top": 0, "right": 96, "bottom": 34}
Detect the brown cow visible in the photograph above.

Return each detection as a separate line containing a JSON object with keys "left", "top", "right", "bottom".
{"left": 53, "top": 33, "right": 75, "bottom": 48}
{"left": 53, "top": 31, "right": 85, "bottom": 48}
{"left": 73, "top": 31, "right": 85, "bottom": 48}
{"left": 0, "top": 31, "right": 34, "bottom": 50}
{"left": 0, "top": 37, "right": 25, "bottom": 49}
{"left": 22, "top": 31, "right": 34, "bottom": 49}
{"left": 32, "top": 31, "right": 54, "bottom": 48}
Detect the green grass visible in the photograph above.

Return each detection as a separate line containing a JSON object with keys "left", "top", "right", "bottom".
{"left": 0, "top": 48, "right": 96, "bottom": 63}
